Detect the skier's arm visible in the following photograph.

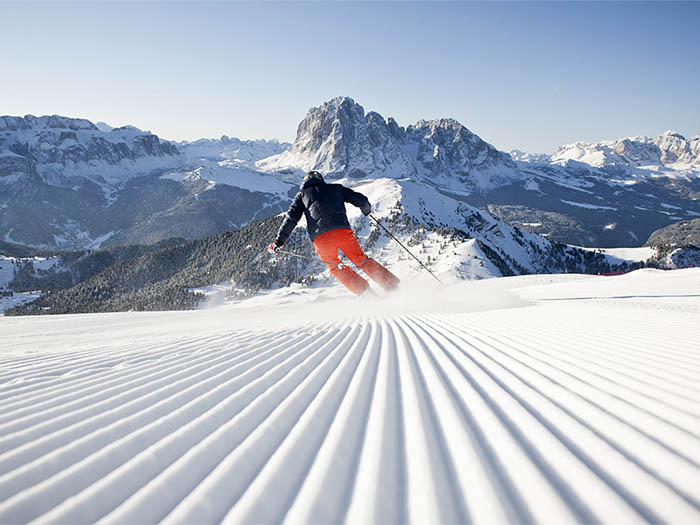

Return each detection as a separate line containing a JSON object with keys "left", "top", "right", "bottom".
{"left": 342, "top": 186, "right": 371, "bottom": 216}
{"left": 275, "top": 192, "right": 305, "bottom": 246}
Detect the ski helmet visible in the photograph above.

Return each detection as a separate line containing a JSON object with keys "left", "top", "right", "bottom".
{"left": 309, "top": 170, "right": 325, "bottom": 180}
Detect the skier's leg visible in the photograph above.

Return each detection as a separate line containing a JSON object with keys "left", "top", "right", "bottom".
{"left": 335, "top": 229, "right": 400, "bottom": 292}
{"left": 359, "top": 258, "right": 401, "bottom": 291}
{"left": 313, "top": 230, "right": 369, "bottom": 296}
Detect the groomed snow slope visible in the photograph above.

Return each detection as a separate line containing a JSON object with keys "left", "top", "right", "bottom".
{"left": 1, "top": 269, "right": 699, "bottom": 523}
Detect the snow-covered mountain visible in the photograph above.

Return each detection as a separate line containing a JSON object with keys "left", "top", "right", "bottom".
{"left": 256, "top": 97, "right": 700, "bottom": 248}
{"left": 178, "top": 135, "right": 289, "bottom": 167}
{"left": 0, "top": 115, "right": 180, "bottom": 190}
{"left": 258, "top": 96, "right": 517, "bottom": 193}
{"left": 510, "top": 131, "right": 700, "bottom": 169}
{"left": 551, "top": 130, "right": 700, "bottom": 168}
{"left": 508, "top": 149, "right": 550, "bottom": 163}
{"left": 501, "top": 131, "right": 700, "bottom": 246}
{"left": 0, "top": 115, "right": 293, "bottom": 249}
{"left": 333, "top": 177, "right": 621, "bottom": 283}
{"left": 3, "top": 100, "right": 700, "bottom": 253}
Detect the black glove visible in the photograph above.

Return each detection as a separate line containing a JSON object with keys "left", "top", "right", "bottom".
{"left": 361, "top": 203, "right": 371, "bottom": 216}
{"left": 268, "top": 239, "right": 282, "bottom": 254}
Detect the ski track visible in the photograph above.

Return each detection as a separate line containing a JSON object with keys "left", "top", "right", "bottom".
{"left": 1, "top": 301, "right": 700, "bottom": 523}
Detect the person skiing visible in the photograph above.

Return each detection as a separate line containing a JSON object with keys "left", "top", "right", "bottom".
{"left": 268, "top": 170, "right": 400, "bottom": 296}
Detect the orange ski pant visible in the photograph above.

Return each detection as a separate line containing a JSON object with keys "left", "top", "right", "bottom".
{"left": 312, "top": 228, "right": 400, "bottom": 295}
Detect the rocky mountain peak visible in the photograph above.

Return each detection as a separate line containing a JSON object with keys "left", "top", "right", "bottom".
{"left": 386, "top": 116, "right": 405, "bottom": 142}
{"left": 278, "top": 96, "right": 404, "bottom": 178}
{"left": 407, "top": 117, "right": 516, "bottom": 176}
{"left": 291, "top": 96, "right": 365, "bottom": 151}
{"left": 661, "top": 130, "right": 686, "bottom": 140}
{"left": 260, "top": 97, "right": 516, "bottom": 186}
{"left": 413, "top": 117, "right": 462, "bottom": 131}
{"left": 653, "top": 131, "right": 699, "bottom": 165}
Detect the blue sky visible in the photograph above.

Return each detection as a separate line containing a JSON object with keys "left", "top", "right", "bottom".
{"left": 2, "top": 1, "right": 699, "bottom": 153}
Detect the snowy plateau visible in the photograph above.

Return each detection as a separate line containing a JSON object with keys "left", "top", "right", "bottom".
{"left": 1, "top": 268, "right": 700, "bottom": 523}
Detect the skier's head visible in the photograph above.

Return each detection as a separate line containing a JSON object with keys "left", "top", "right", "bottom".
{"left": 301, "top": 170, "right": 324, "bottom": 188}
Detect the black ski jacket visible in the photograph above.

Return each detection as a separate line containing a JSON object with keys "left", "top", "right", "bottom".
{"left": 275, "top": 178, "right": 371, "bottom": 245}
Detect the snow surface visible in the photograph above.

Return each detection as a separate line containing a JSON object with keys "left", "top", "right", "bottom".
{"left": 560, "top": 199, "right": 618, "bottom": 211}
{"left": 598, "top": 246, "right": 655, "bottom": 263}
{"left": 570, "top": 246, "right": 655, "bottom": 267}
{"left": 1, "top": 269, "right": 699, "bottom": 523}
{"left": 161, "top": 165, "right": 292, "bottom": 197}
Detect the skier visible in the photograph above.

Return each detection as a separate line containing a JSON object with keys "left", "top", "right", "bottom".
{"left": 268, "top": 170, "right": 400, "bottom": 296}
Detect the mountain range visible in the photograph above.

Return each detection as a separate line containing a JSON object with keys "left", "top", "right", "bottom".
{"left": 2, "top": 97, "right": 700, "bottom": 313}
{"left": 2, "top": 98, "right": 699, "bottom": 253}
{"left": 259, "top": 98, "right": 700, "bottom": 247}
{"left": 0, "top": 115, "right": 291, "bottom": 249}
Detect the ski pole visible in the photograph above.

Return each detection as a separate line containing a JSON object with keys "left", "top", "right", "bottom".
{"left": 369, "top": 214, "right": 444, "bottom": 284}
